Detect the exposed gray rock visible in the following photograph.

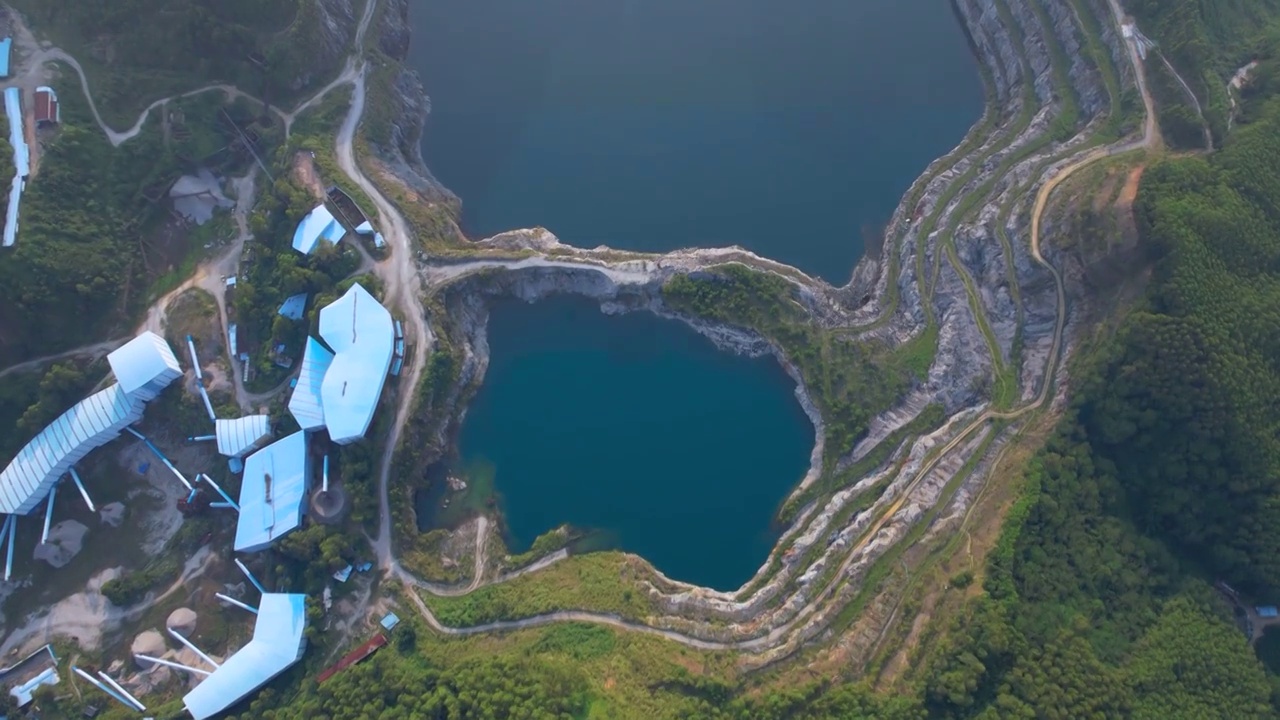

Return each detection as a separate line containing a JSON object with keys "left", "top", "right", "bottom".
{"left": 378, "top": 0, "right": 412, "bottom": 60}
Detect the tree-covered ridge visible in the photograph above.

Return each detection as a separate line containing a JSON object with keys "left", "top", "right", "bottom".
{"left": 1129, "top": 0, "right": 1280, "bottom": 145}
{"left": 8, "top": 0, "right": 337, "bottom": 125}
{"left": 0, "top": 106, "right": 169, "bottom": 362}
{"left": 919, "top": 89, "right": 1280, "bottom": 720}
{"left": 1085, "top": 95, "right": 1280, "bottom": 595}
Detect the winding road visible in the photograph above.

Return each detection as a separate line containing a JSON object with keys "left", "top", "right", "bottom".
{"left": 10, "top": 0, "right": 1165, "bottom": 658}
{"left": 357, "top": 0, "right": 1165, "bottom": 653}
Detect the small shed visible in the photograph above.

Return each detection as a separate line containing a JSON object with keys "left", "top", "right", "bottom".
{"left": 278, "top": 293, "right": 308, "bottom": 321}
{"left": 380, "top": 612, "right": 400, "bottom": 631}
{"left": 34, "top": 87, "right": 60, "bottom": 126}
{"left": 1257, "top": 606, "right": 1278, "bottom": 618}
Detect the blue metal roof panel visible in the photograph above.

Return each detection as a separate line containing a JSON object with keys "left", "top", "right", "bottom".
{"left": 215, "top": 415, "right": 271, "bottom": 458}
{"left": 277, "top": 293, "right": 308, "bottom": 321}
{"left": 182, "top": 593, "right": 307, "bottom": 720}
{"left": 107, "top": 332, "right": 181, "bottom": 397}
{"left": 0, "top": 39, "right": 12, "bottom": 78}
{"left": 0, "top": 385, "right": 143, "bottom": 514}
{"left": 287, "top": 338, "right": 333, "bottom": 431}
{"left": 317, "top": 283, "right": 394, "bottom": 444}
{"left": 290, "top": 204, "right": 337, "bottom": 255}
{"left": 233, "top": 431, "right": 310, "bottom": 552}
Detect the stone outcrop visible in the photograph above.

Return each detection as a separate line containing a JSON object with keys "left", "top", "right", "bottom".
{"left": 384, "top": 0, "right": 1135, "bottom": 650}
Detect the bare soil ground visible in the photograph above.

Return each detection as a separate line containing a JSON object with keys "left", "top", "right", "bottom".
{"left": 1115, "top": 164, "right": 1146, "bottom": 243}
{"left": 292, "top": 150, "right": 327, "bottom": 200}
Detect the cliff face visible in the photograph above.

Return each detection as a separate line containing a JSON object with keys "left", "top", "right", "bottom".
{"left": 384, "top": 0, "right": 1134, "bottom": 621}
{"left": 289, "top": 0, "right": 358, "bottom": 92}
{"left": 365, "top": 0, "right": 459, "bottom": 206}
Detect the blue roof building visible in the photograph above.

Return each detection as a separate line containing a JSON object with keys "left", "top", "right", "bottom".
{"left": 291, "top": 204, "right": 344, "bottom": 255}
{"left": 0, "top": 385, "right": 143, "bottom": 515}
{"left": 318, "top": 283, "right": 394, "bottom": 444}
{"left": 215, "top": 415, "right": 271, "bottom": 458}
{"left": 182, "top": 593, "right": 307, "bottom": 720}
{"left": 0, "top": 38, "right": 11, "bottom": 79}
{"left": 277, "top": 293, "right": 308, "bottom": 321}
{"left": 288, "top": 338, "right": 334, "bottom": 431}
{"left": 233, "top": 431, "right": 311, "bottom": 553}
{"left": 108, "top": 332, "right": 183, "bottom": 402}
{"left": 0, "top": 332, "right": 181, "bottom": 515}
{"left": 3, "top": 85, "right": 27, "bottom": 247}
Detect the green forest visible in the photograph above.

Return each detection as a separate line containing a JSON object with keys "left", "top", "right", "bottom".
{"left": 224, "top": 6, "right": 1280, "bottom": 720}
{"left": 6, "top": 0, "right": 332, "bottom": 125}
{"left": 11, "top": 0, "right": 1280, "bottom": 718}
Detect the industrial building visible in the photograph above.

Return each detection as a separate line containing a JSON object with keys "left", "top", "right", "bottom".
{"left": 233, "top": 431, "right": 311, "bottom": 553}
{"left": 109, "top": 332, "right": 184, "bottom": 401}
{"left": 288, "top": 337, "right": 334, "bottom": 431}
{"left": 316, "top": 283, "right": 394, "bottom": 444}
{"left": 290, "top": 204, "right": 345, "bottom": 255}
{"left": 181, "top": 593, "right": 307, "bottom": 720}
{"left": 0, "top": 332, "right": 182, "bottom": 515}
{"left": 214, "top": 416, "right": 271, "bottom": 458}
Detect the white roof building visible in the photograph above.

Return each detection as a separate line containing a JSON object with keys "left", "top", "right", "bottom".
{"left": 291, "top": 204, "right": 344, "bottom": 255}
{"left": 288, "top": 338, "right": 334, "bottom": 431}
{"left": 0, "top": 386, "right": 144, "bottom": 515}
{"left": 234, "top": 431, "right": 311, "bottom": 553}
{"left": 215, "top": 416, "right": 271, "bottom": 458}
{"left": 317, "top": 283, "right": 394, "bottom": 444}
{"left": 0, "top": 333, "right": 182, "bottom": 516}
{"left": 108, "top": 332, "right": 182, "bottom": 402}
{"left": 182, "top": 593, "right": 307, "bottom": 720}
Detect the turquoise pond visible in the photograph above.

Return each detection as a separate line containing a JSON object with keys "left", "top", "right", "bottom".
{"left": 408, "top": 0, "right": 982, "bottom": 589}
{"left": 451, "top": 297, "right": 815, "bottom": 590}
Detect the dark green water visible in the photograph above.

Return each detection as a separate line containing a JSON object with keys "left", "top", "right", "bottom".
{"left": 452, "top": 298, "right": 813, "bottom": 590}
{"left": 410, "top": 0, "right": 982, "bottom": 283}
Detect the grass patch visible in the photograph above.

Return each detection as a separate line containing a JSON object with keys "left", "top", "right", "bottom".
{"left": 423, "top": 552, "right": 660, "bottom": 626}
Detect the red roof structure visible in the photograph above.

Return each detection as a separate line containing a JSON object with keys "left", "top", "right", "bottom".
{"left": 34, "top": 88, "right": 58, "bottom": 126}
{"left": 315, "top": 633, "right": 387, "bottom": 684}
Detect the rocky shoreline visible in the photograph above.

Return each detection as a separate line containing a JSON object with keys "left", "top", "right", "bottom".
{"left": 369, "top": 0, "right": 1138, "bottom": 647}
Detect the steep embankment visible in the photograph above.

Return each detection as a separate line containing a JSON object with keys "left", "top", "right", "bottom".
{"left": 361, "top": 0, "right": 1152, "bottom": 663}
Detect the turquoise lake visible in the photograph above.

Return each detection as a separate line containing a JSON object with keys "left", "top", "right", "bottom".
{"left": 455, "top": 297, "right": 814, "bottom": 590}
{"left": 409, "top": 0, "right": 982, "bottom": 589}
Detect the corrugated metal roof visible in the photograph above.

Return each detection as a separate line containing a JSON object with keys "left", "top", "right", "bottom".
{"left": 318, "top": 283, "right": 394, "bottom": 444}
{"left": 4, "top": 175, "right": 21, "bottom": 247}
{"left": 215, "top": 416, "right": 271, "bottom": 458}
{"left": 0, "top": 384, "right": 145, "bottom": 514}
{"left": 108, "top": 332, "right": 182, "bottom": 398}
{"left": 4, "top": 85, "right": 26, "bottom": 247}
{"left": 6, "top": 87, "right": 26, "bottom": 177}
{"left": 233, "top": 431, "right": 310, "bottom": 552}
{"left": 277, "top": 293, "right": 308, "bottom": 321}
{"left": 322, "top": 218, "right": 346, "bottom": 243}
{"left": 290, "top": 204, "right": 338, "bottom": 255}
{"left": 288, "top": 338, "right": 334, "bottom": 431}
{"left": 354, "top": 220, "right": 373, "bottom": 234}
{"left": 182, "top": 593, "right": 307, "bottom": 720}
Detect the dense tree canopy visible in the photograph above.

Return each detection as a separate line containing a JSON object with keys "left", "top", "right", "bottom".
{"left": 1083, "top": 95, "right": 1280, "bottom": 595}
